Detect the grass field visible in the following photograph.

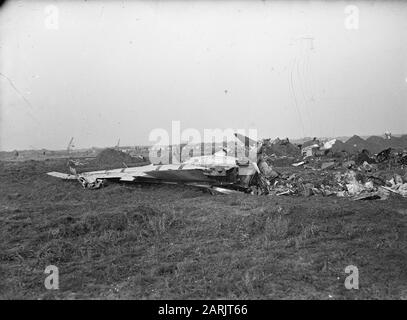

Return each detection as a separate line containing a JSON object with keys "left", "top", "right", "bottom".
{"left": 1, "top": 159, "right": 406, "bottom": 299}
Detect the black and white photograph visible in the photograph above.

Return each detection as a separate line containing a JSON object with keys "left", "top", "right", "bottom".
{"left": 0, "top": 0, "right": 406, "bottom": 305}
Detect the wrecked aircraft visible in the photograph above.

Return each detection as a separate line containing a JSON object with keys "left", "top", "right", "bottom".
{"left": 47, "top": 133, "right": 407, "bottom": 200}
{"left": 47, "top": 134, "right": 265, "bottom": 195}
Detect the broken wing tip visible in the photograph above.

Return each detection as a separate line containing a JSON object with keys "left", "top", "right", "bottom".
{"left": 46, "top": 171, "right": 76, "bottom": 180}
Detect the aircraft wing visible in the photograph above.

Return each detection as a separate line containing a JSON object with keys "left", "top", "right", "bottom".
{"left": 47, "top": 172, "right": 78, "bottom": 180}
{"left": 47, "top": 163, "right": 213, "bottom": 184}
{"left": 135, "top": 164, "right": 213, "bottom": 182}
{"left": 184, "top": 183, "right": 243, "bottom": 194}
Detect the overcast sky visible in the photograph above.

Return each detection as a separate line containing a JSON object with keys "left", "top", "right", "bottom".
{"left": 0, "top": 0, "right": 406, "bottom": 150}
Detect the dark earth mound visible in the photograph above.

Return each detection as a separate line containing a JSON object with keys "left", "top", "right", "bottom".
{"left": 346, "top": 135, "right": 407, "bottom": 155}
{"left": 366, "top": 136, "right": 390, "bottom": 153}
{"left": 92, "top": 148, "right": 144, "bottom": 168}
{"left": 262, "top": 140, "right": 301, "bottom": 157}
{"left": 345, "top": 135, "right": 376, "bottom": 152}
{"left": 330, "top": 139, "right": 358, "bottom": 155}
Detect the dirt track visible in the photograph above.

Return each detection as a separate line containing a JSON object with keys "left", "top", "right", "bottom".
{"left": 1, "top": 159, "right": 406, "bottom": 299}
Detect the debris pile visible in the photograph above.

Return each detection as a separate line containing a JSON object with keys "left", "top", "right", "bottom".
{"left": 254, "top": 136, "right": 407, "bottom": 201}
{"left": 261, "top": 137, "right": 301, "bottom": 158}
{"left": 257, "top": 166, "right": 407, "bottom": 200}
{"left": 329, "top": 139, "right": 357, "bottom": 156}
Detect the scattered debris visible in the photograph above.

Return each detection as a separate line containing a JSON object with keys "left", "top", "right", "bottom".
{"left": 47, "top": 134, "right": 407, "bottom": 201}
{"left": 321, "top": 161, "right": 335, "bottom": 170}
